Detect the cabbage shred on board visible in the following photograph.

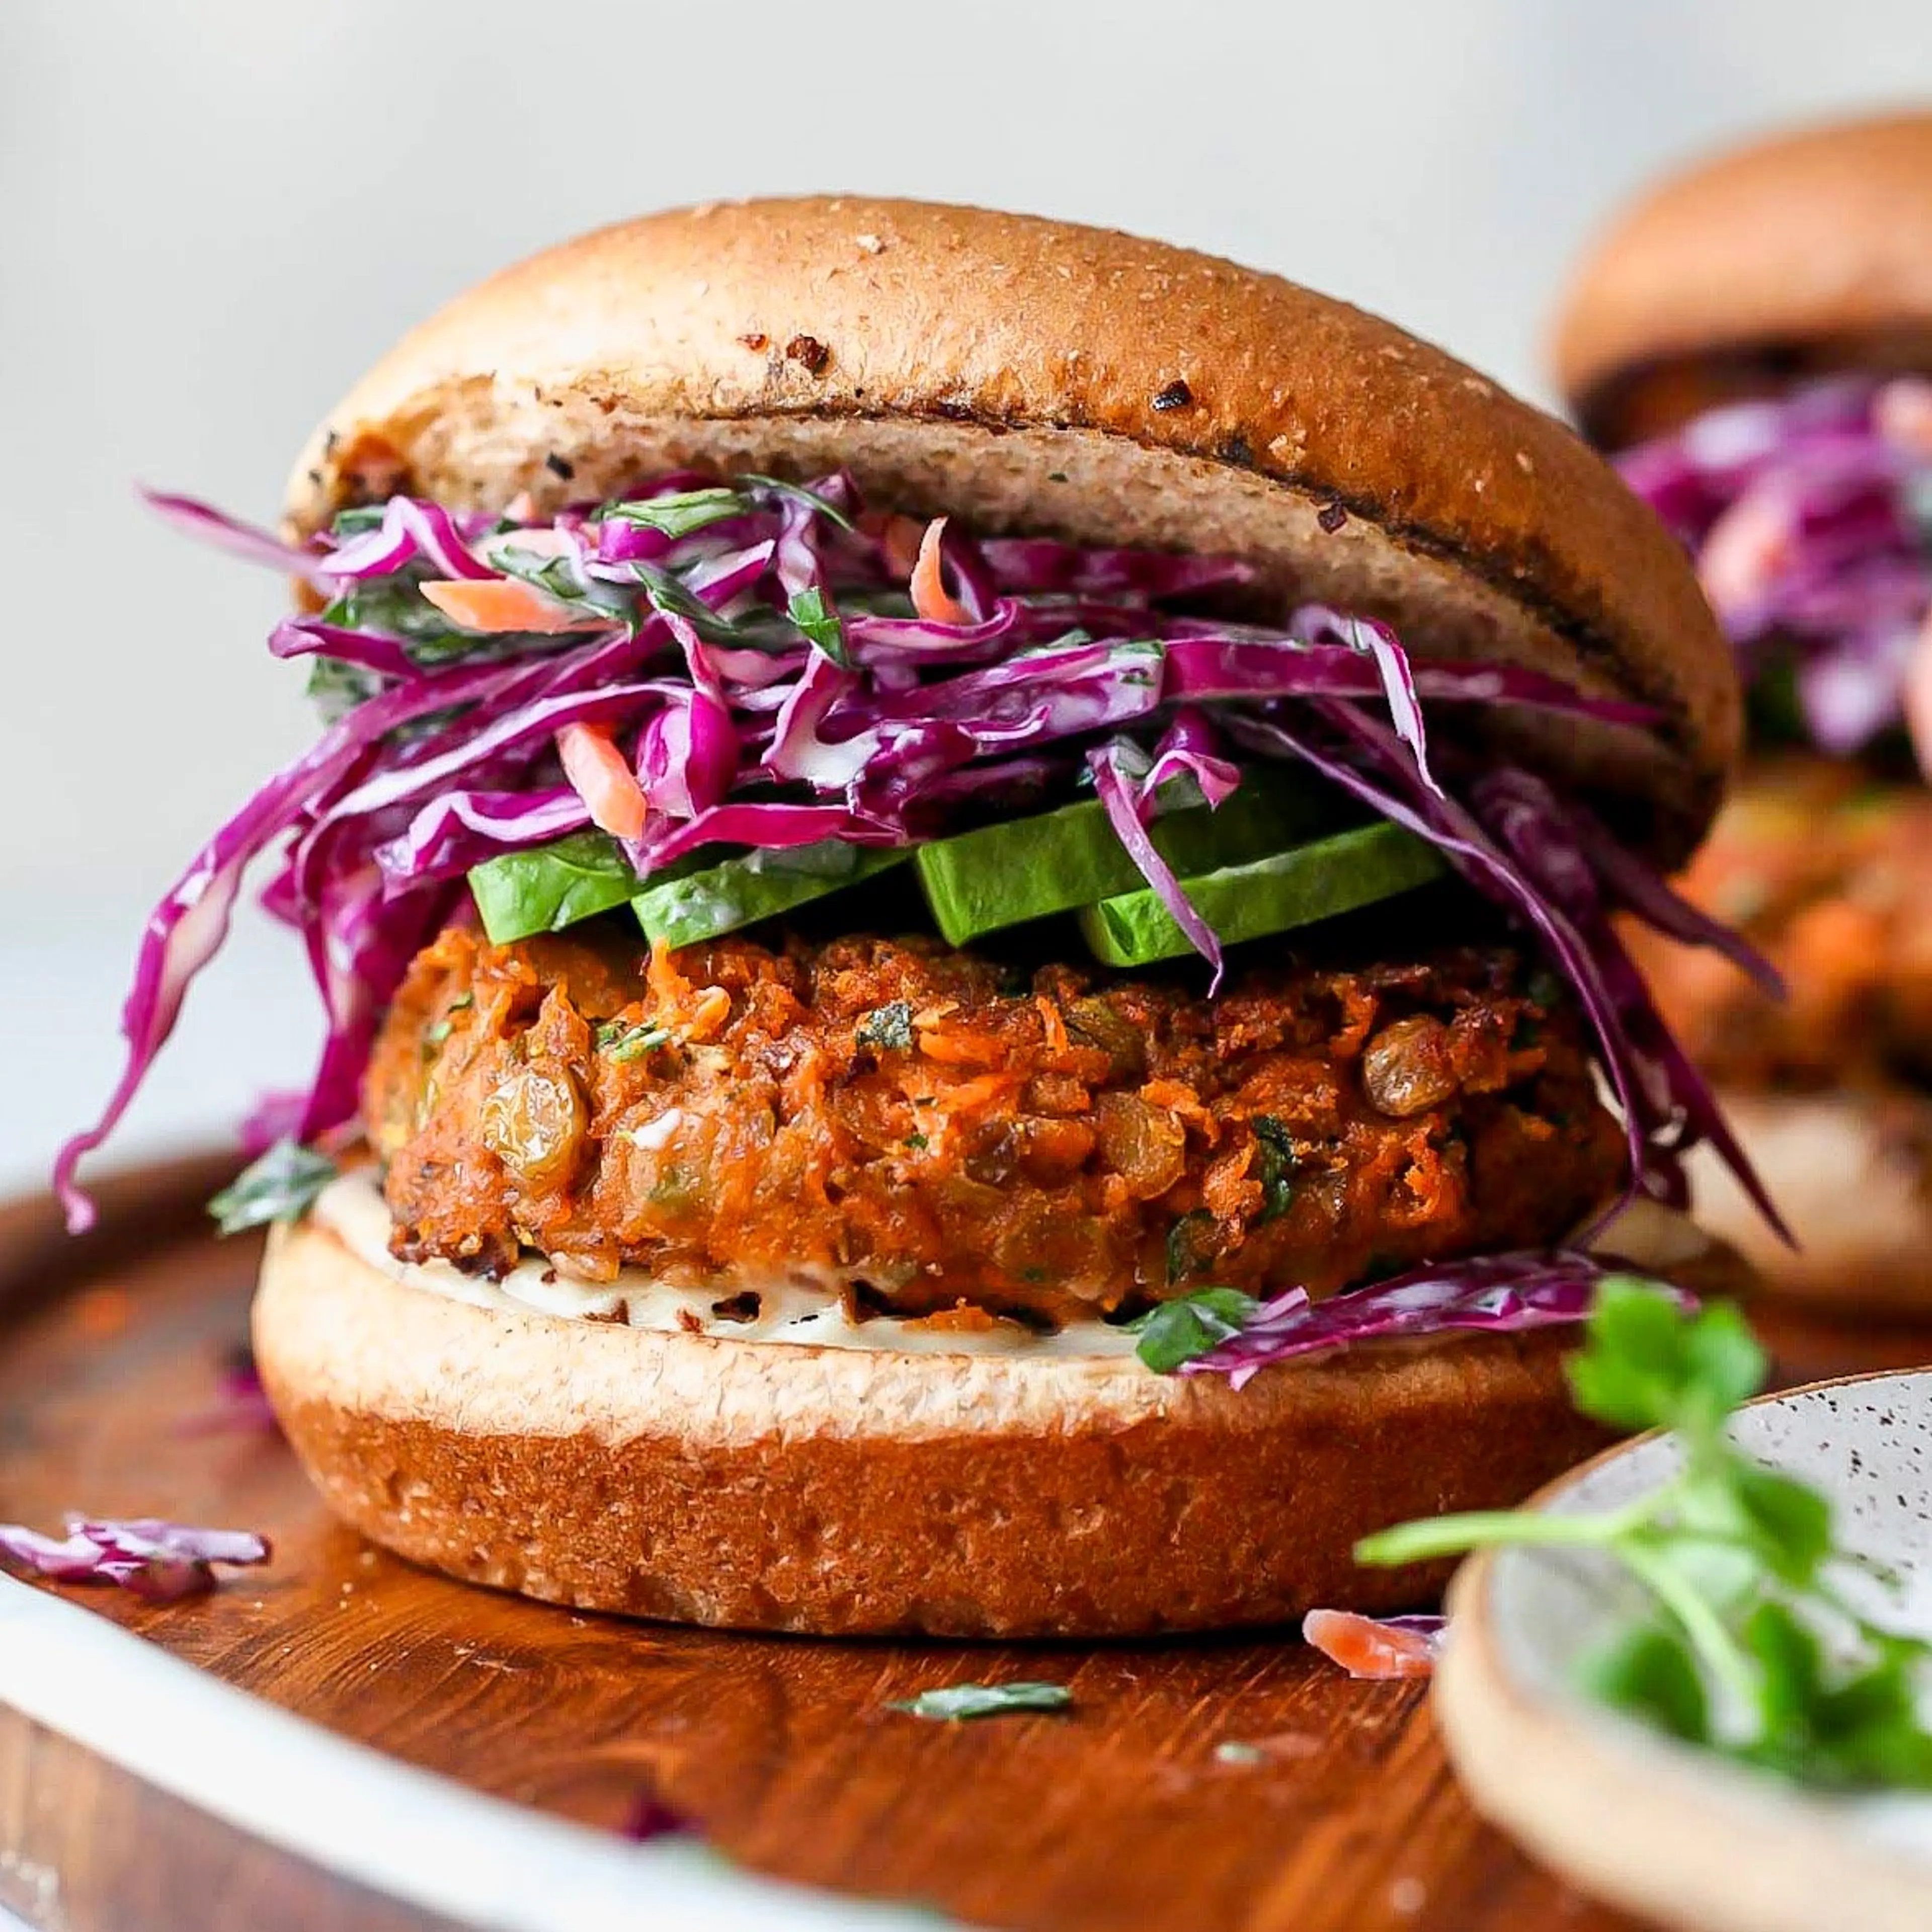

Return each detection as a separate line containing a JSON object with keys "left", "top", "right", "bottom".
{"left": 1617, "top": 376, "right": 1932, "bottom": 753}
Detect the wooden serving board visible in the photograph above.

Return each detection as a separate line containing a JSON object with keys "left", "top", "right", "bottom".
{"left": 3, "top": 1159, "right": 1928, "bottom": 1932}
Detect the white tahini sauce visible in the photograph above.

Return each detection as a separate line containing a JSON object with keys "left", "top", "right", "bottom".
{"left": 312, "top": 1171, "right": 1711, "bottom": 1362}
{"left": 311, "top": 1171, "right": 1141, "bottom": 1358}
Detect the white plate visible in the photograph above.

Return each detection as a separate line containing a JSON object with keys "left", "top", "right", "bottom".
{"left": 1434, "top": 1369, "right": 1932, "bottom": 1932}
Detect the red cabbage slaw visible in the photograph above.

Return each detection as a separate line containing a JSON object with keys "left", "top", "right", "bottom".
{"left": 1617, "top": 376, "right": 1932, "bottom": 752}
{"left": 58, "top": 474, "right": 1773, "bottom": 1286}
{"left": 1176, "top": 1250, "right": 1685, "bottom": 1387}
{"left": 0, "top": 1515, "right": 270, "bottom": 1602}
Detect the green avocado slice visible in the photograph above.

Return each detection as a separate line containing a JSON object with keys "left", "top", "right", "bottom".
{"left": 468, "top": 832, "right": 645, "bottom": 944}
{"left": 914, "top": 770, "right": 1348, "bottom": 947}
{"left": 1077, "top": 821, "right": 1448, "bottom": 967}
{"left": 633, "top": 841, "right": 911, "bottom": 949}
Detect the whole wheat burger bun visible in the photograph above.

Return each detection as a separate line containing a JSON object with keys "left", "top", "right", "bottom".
{"left": 286, "top": 196, "right": 1736, "bottom": 868}
{"left": 1553, "top": 111, "right": 1932, "bottom": 447}
{"left": 253, "top": 1208, "right": 1751, "bottom": 1638}
{"left": 256, "top": 198, "right": 1751, "bottom": 1637}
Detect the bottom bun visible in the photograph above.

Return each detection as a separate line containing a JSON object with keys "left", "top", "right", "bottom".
{"left": 1687, "top": 1090, "right": 1932, "bottom": 1317}
{"left": 258, "top": 1217, "right": 1632, "bottom": 1638}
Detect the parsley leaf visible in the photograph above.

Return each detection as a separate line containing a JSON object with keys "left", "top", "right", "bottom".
{"left": 600, "top": 487, "right": 747, "bottom": 541}
{"left": 856, "top": 1002, "right": 915, "bottom": 1052}
{"left": 1128, "top": 1287, "right": 1258, "bottom": 1373}
{"left": 208, "top": 1140, "right": 338, "bottom": 1237}
{"left": 1252, "top": 1117, "right": 1297, "bottom": 1224}
{"left": 890, "top": 1681, "right": 1073, "bottom": 1721}
{"left": 739, "top": 472, "right": 856, "bottom": 532}
{"left": 786, "top": 586, "right": 850, "bottom": 666}
{"left": 595, "top": 1020, "right": 672, "bottom": 1064}
{"left": 1356, "top": 1277, "right": 1932, "bottom": 1793}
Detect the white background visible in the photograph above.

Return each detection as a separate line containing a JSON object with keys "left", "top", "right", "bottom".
{"left": 4, "top": 0, "right": 1930, "bottom": 1199}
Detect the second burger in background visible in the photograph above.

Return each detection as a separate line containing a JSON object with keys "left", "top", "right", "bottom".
{"left": 1553, "top": 111, "right": 1932, "bottom": 1311}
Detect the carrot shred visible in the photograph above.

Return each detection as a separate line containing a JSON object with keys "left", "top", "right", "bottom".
{"left": 556, "top": 722, "right": 648, "bottom": 840}
{"left": 909, "top": 517, "right": 973, "bottom": 625}
{"left": 917, "top": 1027, "right": 1004, "bottom": 1067}
{"left": 420, "top": 578, "right": 608, "bottom": 635}
{"left": 1035, "top": 995, "right": 1071, "bottom": 1059}
{"left": 1303, "top": 1608, "right": 1441, "bottom": 1680}
{"left": 685, "top": 986, "right": 733, "bottom": 1041}
{"left": 930, "top": 1072, "right": 1017, "bottom": 1114}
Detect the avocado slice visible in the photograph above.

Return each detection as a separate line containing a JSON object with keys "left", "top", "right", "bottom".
{"left": 468, "top": 831, "right": 645, "bottom": 944}
{"left": 915, "top": 770, "right": 1347, "bottom": 947}
{"left": 633, "top": 840, "right": 911, "bottom": 949}
{"left": 1078, "top": 821, "right": 1447, "bottom": 967}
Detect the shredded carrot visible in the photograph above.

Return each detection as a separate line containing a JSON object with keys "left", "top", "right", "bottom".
{"left": 645, "top": 944, "right": 691, "bottom": 1006}
{"left": 930, "top": 1073, "right": 1018, "bottom": 1115}
{"left": 909, "top": 517, "right": 973, "bottom": 625}
{"left": 1141, "top": 1077, "right": 1217, "bottom": 1137}
{"left": 918, "top": 1027, "right": 1005, "bottom": 1067}
{"left": 1910, "top": 609, "right": 1932, "bottom": 781}
{"left": 1035, "top": 995, "right": 1071, "bottom": 1059}
{"left": 685, "top": 986, "right": 733, "bottom": 1041}
{"left": 556, "top": 722, "right": 648, "bottom": 840}
{"left": 420, "top": 578, "right": 609, "bottom": 635}
{"left": 864, "top": 510, "right": 926, "bottom": 579}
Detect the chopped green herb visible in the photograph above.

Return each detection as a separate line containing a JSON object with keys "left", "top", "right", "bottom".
{"left": 786, "top": 586, "right": 850, "bottom": 665}
{"left": 904, "top": 1133, "right": 930, "bottom": 1152}
{"left": 1214, "top": 1740, "right": 1266, "bottom": 1765}
{"left": 423, "top": 1018, "right": 454, "bottom": 1050}
{"left": 449, "top": 993, "right": 474, "bottom": 1011}
{"left": 305, "top": 654, "right": 385, "bottom": 725}
{"left": 1164, "top": 1208, "right": 1220, "bottom": 1287}
{"left": 329, "top": 504, "right": 388, "bottom": 537}
{"left": 600, "top": 487, "right": 747, "bottom": 541}
{"left": 856, "top": 1001, "right": 915, "bottom": 1052}
{"left": 1252, "top": 1117, "right": 1297, "bottom": 1224}
{"left": 1128, "top": 1286, "right": 1259, "bottom": 1373}
{"left": 1357, "top": 1279, "right": 1932, "bottom": 1792}
{"left": 493, "top": 547, "right": 631, "bottom": 623}
{"left": 208, "top": 1140, "right": 338, "bottom": 1237}
{"left": 890, "top": 1681, "right": 1074, "bottom": 1721}
{"left": 739, "top": 472, "right": 856, "bottom": 531}
{"left": 596, "top": 1020, "right": 673, "bottom": 1064}
{"left": 621, "top": 560, "right": 751, "bottom": 641}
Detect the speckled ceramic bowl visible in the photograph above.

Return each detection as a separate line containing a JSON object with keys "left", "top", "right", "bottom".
{"left": 1435, "top": 1369, "right": 1932, "bottom": 1932}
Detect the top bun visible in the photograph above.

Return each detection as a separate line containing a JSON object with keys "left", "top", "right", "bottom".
{"left": 1553, "top": 112, "right": 1932, "bottom": 441}
{"left": 286, "top": 196, "right": 1735, "bottom": 865}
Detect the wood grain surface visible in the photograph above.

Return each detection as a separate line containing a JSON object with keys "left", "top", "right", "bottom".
{"left": 1, "top": 1160, "right": 1927, "bottom": 1932}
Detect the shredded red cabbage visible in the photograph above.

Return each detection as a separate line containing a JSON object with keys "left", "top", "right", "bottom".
{"left": 1177, "top": 1250, "right": 1663, "bottom": 1388}
{"left": 179, "top": 1346, "right": 282, "bottom": 1439}
{"left": 0, "top": 1515, "right": 271, "bottom": 1601}
{"left": 1618, "top": 376, "right": 1932, "bottom": 752}
{"left": 59, "top": 472, "right": 1768, "bottom": 1271}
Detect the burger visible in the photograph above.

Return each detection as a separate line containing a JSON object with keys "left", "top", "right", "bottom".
{"left": 1552, "top": 111, "right": 1932, "bottom": 1312}
{"left": 60, "top": 198, "right": 1762, "bottom": 1637}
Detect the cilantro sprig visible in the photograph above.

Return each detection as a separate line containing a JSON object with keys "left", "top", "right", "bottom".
{"left": 208, "top": 1140, "right": 338, "bottom": 1236}
{"left": 1357, "top": 1279, "right": 1932, "bottom": 1790}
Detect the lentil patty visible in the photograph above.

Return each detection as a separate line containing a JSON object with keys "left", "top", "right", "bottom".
{"left": 1629, "top": 755, "right": 1932, "bottom": 1093}
{"left": 364, "top": 923, "right": 1626, "bottom": 1323}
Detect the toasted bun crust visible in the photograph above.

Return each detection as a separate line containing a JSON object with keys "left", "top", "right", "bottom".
{"left": 253, "top": 1215, "right": 1640, "bottom": 1637}
{"left": 283, "top": 197, "right": 1735, "bottom": 865}
{"left": 1554, "top": 112, "right": 1932, "bottom": 435}
{"left": 1687, "top": 1089, "right": 1932, "bottom": 1315}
